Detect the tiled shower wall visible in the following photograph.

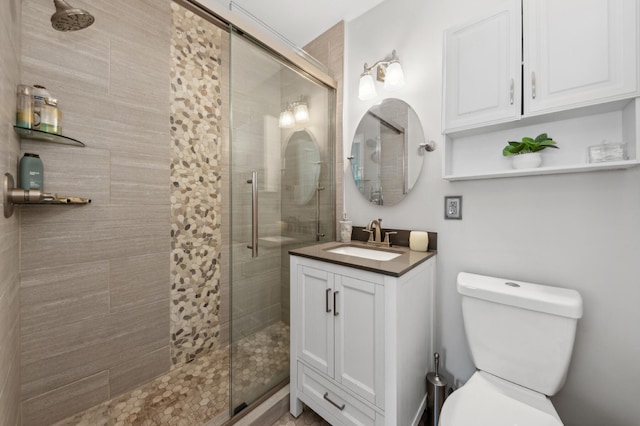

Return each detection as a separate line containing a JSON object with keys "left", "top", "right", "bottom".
{"left": 18, "top": 1, "right": 172, "bottom": 424}
{"left": 0, "top": 0, "right": 22, "bottom": 425}
{"left": 169, "top": 3, "right": 228, "bottom": 366}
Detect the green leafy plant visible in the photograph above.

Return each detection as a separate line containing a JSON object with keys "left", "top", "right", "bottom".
{"left": 502, "top": 133, "right": 559, "bottom": 156}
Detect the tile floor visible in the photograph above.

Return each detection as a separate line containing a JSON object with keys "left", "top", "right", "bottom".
{"left": 272, "top": 407, "right": 330, "bottom": 426}
{"left": 54, "top": 322, "right": 289, "bottom": 426}
{"left": 272, "top": 405, "right": 428, "bottom": 426}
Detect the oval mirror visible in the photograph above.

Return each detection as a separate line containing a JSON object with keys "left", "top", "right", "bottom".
{"left": 350, "top": 99, "right": 426, "bottom": 206}
{"left": 283, "top": 129, "right": 321, "bottom": 205}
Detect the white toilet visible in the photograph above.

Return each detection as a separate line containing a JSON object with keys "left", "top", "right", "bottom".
{"left": 440, "top": 272, "right": 583, "bottom": 426}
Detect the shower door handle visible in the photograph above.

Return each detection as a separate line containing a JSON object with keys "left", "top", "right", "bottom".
{"left": 246, "top": 171, "right": 258, "bottom": 257}
{"left": 316, "top": 183, "right": 325, "bottom": 241}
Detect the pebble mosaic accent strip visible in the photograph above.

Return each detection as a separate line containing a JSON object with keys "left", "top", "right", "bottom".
{"left": 170, "top": 2, "right": 225, "bottom": 366}
{"left": 53, "top": 322, "right": 289, "bottom": 426}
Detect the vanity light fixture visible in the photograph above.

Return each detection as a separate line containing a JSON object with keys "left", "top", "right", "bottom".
{"left": 278, "top": 106, "right": 295, "bottom": 128}
{"left": 293, "top": 102, "right": 309, "bottom": 123}
{"left": 279, "top": 99, "right": 309, "bottom": 128}
{"left": 358, "top": 50, "right": 405, "bottom": 100}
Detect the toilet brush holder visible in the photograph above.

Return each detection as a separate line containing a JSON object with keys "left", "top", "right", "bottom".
{"left": 426, "top": 352, "right": 447, "bottom": 426}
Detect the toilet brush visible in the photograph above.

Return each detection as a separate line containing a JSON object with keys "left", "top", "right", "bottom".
{"left": 426, "top": 352, "right": 447, "bottom": 426}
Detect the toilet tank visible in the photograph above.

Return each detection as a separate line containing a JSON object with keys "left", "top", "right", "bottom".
{"left": 457, "top": 272, "right": 583, "bottom": 396}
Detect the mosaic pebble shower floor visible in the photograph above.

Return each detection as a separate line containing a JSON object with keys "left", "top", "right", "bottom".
{"left": 53, "top": 322, "right": 289, "bottom": 426}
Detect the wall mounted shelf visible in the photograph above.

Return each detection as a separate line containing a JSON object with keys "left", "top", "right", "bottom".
{"left": 3, "top": 173, "right": 91, "bottom": 218}
{"left": 14, "top": 126, "right": 86, "bottom": 147}
{"left": 443, "top": 98, "right": 640, "bottom": 181}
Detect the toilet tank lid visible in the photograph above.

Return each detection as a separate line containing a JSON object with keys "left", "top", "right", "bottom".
{"left": 457, "top": 272, "right": 583, "bottom": 319}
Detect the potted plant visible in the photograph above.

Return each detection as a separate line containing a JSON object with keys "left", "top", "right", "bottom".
{"left": 502, "top": 133, "right": 559, "bottom": 169}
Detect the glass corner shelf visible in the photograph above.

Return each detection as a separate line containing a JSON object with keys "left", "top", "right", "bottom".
{"left": 13, "top": 126, "right": 85, "bottom": 147}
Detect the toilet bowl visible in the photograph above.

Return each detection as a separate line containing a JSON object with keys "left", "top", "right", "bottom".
{"left": 440, "top": 371, "right": 562, "bottom": 426}
{"left": 440, "top": 272, "right": 583, "bottom": 426}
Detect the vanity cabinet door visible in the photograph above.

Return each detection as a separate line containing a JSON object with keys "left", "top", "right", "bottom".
{"left": 523, "top": 0, "right": 638, "bottom": 115}
{"left": 296, "top": 265, "right": 335, "bottom": 377}
{"left": 334, "top": 274, "right": 385, "bottom": 407}
{"left": 442, "top": 0, "right": 522, "bottom": 132}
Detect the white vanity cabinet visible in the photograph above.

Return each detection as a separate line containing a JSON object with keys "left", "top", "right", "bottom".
{"left": 290, "top": 254, "right": 436, "bottom": 426}
{"left": 443, "top": 0, "right": 639, "bottom": 133}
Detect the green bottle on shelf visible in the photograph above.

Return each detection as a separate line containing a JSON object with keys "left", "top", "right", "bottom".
{"left": 20, "top": 153, "right": 44, "bottom": 191}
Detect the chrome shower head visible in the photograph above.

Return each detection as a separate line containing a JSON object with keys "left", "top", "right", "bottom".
{"left": 51, "top": 0, "right": 95, "bottom": 32}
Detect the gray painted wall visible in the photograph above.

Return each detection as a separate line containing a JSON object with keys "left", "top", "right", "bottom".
{"left": 0, "top": 0, "right": 22, "bottom": 425}
{"left": 345, "top": 0, "right": 640, "bottom": 425}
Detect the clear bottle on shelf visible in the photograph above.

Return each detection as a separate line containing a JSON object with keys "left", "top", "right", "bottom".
{"left": 16, "top": 84, "right": 33, "bottom": 129}
{"left": 40, "top": 97, "right": 62, "bottom": 135}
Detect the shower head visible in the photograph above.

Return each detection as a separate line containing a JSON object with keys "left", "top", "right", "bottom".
{"left": 51, "top": 0, "right": 95, "bottom": 32}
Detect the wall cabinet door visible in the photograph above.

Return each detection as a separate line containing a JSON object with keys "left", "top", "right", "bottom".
{"left": 523, "top": 0, "right": 638, "bottom": 115}
{"left": 297, "top": 266, "right": 334, "bottom": 376}
{"left": 334, "top": 275, "right": 385, "bottom": 407}
{"left": 442, "top": 0, "right": 522, "bottom": 132}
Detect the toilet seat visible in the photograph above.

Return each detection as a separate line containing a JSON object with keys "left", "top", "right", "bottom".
{"left": 439, "top": 371, "right": 563, "bottom": 426}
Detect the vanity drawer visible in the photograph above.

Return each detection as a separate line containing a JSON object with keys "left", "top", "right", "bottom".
{"left": 297, "top": 362, "right": 383, "bottom": 426}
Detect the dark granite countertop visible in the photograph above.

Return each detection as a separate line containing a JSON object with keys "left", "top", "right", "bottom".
{"left": 289, "top": 240, "right": 436, "bottom": 277}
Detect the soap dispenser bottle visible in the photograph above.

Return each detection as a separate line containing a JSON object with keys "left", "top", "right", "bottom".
{"left": 339, "top": 212, "right": 352, "bottom": 243}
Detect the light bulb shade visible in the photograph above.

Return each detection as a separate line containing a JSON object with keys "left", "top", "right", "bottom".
{"left": 358, "top": 72, "right": 377, "bottom": 100}
{"left": 293, "top": 103, "right": 309, "bottom": 123}
{"left": 279, "top": 110, "right": 295, "bottom": 128}
{"left": 384, "top": 61, "right": 405, "bottom": 91}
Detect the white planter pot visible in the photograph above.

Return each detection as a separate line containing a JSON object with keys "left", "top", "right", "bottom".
{"left": 511, "top": 152, "right": 543, "bottom": 169}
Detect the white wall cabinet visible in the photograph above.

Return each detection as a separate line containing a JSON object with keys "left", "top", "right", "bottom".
{"left": 523, "top": 0, "right": 638, "bottom": 116}
{"left": 442, "top": 0, "right": 522, "bottom": 131}
{"left": 442, "top": 0, "right": 640, "bottom": 180}
{"left": 290, "top": 255, "right": 436, "bottom": 426}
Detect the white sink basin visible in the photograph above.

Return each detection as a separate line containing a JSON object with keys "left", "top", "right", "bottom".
{"left": 326, "top": 245, "right": 402, "bottom": 261}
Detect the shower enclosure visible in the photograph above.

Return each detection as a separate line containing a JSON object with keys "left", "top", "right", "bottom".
{"left": 228, "top": 32, "right": 335, "bottom": 414}
{"left": 172, "top": 1, "right": 335, "bottom": 420}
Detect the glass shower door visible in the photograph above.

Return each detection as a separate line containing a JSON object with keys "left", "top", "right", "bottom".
{"left": 229, "top": 32, "right": 334, "bottom": 414}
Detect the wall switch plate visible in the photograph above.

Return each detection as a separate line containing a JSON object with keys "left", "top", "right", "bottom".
{"left": 444, "top": 196, "right": 462, "bottom": 220}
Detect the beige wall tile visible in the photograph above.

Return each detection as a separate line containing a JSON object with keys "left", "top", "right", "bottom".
{"left": 110, "top": 252, "right": 169, "bottom": 312}
{"left": 20, "top": 212, "right": 169, "bottom": 270}
{"left": 0, "top": 250, "right": 19, "bottom": 399}
{"left": 110, "top": 152, "right": 170, "bottom": 205}
{"left": 109, "top": 346, "right": 170, "bottom": 397}
{"left": 21, "top": 300, "right": 168, "bottom": 400}
{"left": 20, "top": 261, "right": 109, "bottom": 335}
{"left": 20, "top": 204, "right": 169, "bottom": 226}
{"left": 0, "top": 346, "right": 21, "bottom": 426}
{"left": 109, "top": 37, "right": 170, "bottom": 106}
{"left": 21, "top": 371, "right": 109, "bottom": 426}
